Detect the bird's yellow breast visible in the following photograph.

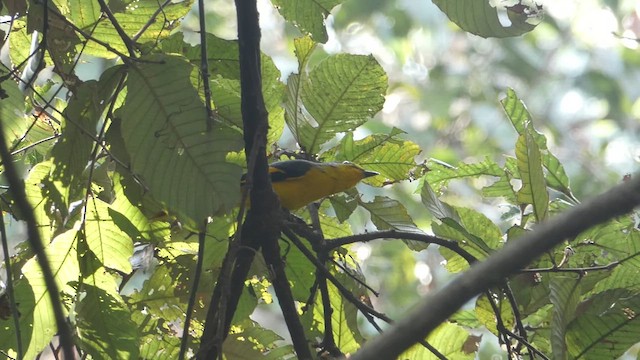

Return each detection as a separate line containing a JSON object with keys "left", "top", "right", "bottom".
{"left": 271, "top": 163, "right": 366, "bottom": 209}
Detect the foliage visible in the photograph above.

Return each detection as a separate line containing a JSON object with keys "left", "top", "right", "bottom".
{"left": 0, "top": 0, "right": 638, "bottom": 359}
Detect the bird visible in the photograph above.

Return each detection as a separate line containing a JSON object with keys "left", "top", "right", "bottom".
{"left": 242, "top": 159, "right": 378, "bottom": 210}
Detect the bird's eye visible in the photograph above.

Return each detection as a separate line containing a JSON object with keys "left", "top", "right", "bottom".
{"left": 342, "top": 161, "right": 352, "bottom": 165}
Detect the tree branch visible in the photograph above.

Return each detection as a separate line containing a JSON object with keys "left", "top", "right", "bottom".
{"left": 198, "top": 0, "right": 287, "bottom": 358}
{"left": 348, "top": 175, "right": 640, "bottom": 360}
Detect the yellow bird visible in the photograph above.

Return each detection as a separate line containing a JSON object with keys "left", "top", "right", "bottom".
{"left": 243, "top": 160, "right": 378, "bottom": 210}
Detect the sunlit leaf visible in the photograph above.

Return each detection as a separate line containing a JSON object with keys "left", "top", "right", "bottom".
{"left": 328, "top": 130, "right": 420, "bottom": 186}
{"left": 84, "top": 197, "right": 134, "bottom": 273}
{"left": 76, "top": 260, "right": 138, "bottom": 359}
{"left": 475, "top": 293, "right": 515, "bottom": 336}
{"left": 400, "top": 322, "right": 474, "bottom": 359}
{"left": 286, "top": 54, "right": 387, "bottom": 154}
{"left": 21, "top": 229, "right": 80, "bottom": 359}
{"left": 271, "top": 0, "right": 342, "bottom": 43}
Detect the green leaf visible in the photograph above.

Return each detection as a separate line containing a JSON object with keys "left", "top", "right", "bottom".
{"left": 120, "top": 54, "right": 243, "bottom": 226}
{"left": 282, "top": 235, "right": 315, "bottom": 301}
{"left": 359, "top": 196, "right": 425, "bottom": 250}
{"left": 549, "top": 275, "right": 581, "bottom": 360}
{"left": 450, "top": 309, "right": 482, "bottom": 329}
{"left": 400, "top": 322, "right": 474, "bottom": 360}
{"left": 21, "top": 229, "right": 80, "bottom": 359}
{"left": 76, "top": 263, "right": 139, "bottom": 359}
{"left": 128, "top": 265, "right": 184, "bottom": 321}
{"left": 312, "top": 276, "right": 365, "bottom": 354}
{"left": 86, "top": 0, "right": 193, "bottom": 57}
{"left": 481, "top": 172, "right": 517, "bottom": 202}
{"left": 329, "top": 192, "right": 358, "bottom": 222}
{"left": 271, "top": 0, "right": 342, "bottom": 43}
{"left": 223, "top": 320, "right": 295, "bottom": 359}
{"left": 0, "top": 76, "right": 28, "bottom": 145}
{"left": 432, "top": 0, "right": 538, "bottom": 38}
{"left": 319, "top": 209, "right": 354, "bottom": 239}
{"left": 166, "top": 33, "right": 285, "bottom": 144}
{"left": 434, "top": 206, "right": 500, "bottom": 255}
{"left": 51, "top": 68, "right": 123, "bottom": 187}
{"left": 67, "top": 0, "right": 102, "bottom": 28}
{"left": 425, "top": 157, "right": 503, "bottom": 187}
{"left": 287, "top": 54, "right": 387, "bottom": 153}
{"left": 85, "top": 197, "right": 134, "bottom": 273}
{"left": 293, "top": 36, "right": 316, "bottom": 69}
{"left": 515, "top": 133, "right": 549, "bottom": 222}
{"left": 328, "top": 130, "right": 420, "bottom": 186}
{"left": 23, "top": 161, "right": 69, "bottom": 240}
{"left": 566, "top": 289, "right": 640, "bottom": 359}
{"left": 109, "top": 172, "right": 155, "bottom": 242}
{"left": 475, "top": 293, "right": 514, "bottom": 336}
{"left": 419, "top": 178, "right": 459, "bottom": 221}
{"left": 501, "top": 88, "right": 572, "bottom": 197}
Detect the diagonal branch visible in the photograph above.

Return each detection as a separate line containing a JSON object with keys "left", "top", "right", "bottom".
{"left": 348, "top": 174, "right": 640, "bottom": 360}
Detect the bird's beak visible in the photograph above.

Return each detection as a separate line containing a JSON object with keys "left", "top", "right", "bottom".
{"left": 364, "top": 170, "right": 379, "bottom": 178}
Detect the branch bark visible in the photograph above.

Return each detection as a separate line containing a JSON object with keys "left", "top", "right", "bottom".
{"left": 348, "top": 175, "right": 640, "bottom": 360}
{"left": 198, "top": 1, "right": 311, "bottom": 358}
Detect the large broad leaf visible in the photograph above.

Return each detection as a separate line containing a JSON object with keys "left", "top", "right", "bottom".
{"left": 566, "top": 289, "right": 640, "bottom": 359}
{"left": 433, "top": 0, "right": 540, "bottom": 38}
{"left": 120, "top": 54, "right": 243, "bottom": 226}
{"left": 425, "top": 157, "right": 503, "bottom": 186}
{"left": 271, "top": 0, "right": 342, "bottom": 43}
{"left": 286, "top": 53, "right": 387, "bottom": 154}
{"left": 549, "top": 275, "right": 581, "bottom": 360}
{"left": 20, "top": 229, "right": 80, "bottom": 359}
{"left": 84, "top": 197, "right": 134, "bottom": 273}
{"left": 163, "top": 33, "right": 285, "bottom": 144}
{"left": 51, "top": 66, "right": 124, "bottom": 188}
{"left": 75, "top": 258, "right": 139, "bottom": 359}
{"left": 23, "top": 161, "right": 69, "bottom": 240}
{"left": 475, "top": 293, "right": 515, "bottom": 336}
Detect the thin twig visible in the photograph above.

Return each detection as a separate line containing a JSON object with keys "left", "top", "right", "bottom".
{"left": 283, "top": 227, "right": 387, "bottom": 320}
{"left": 196, "top": 0, "right": 215, "bottom": 131}
{"left": 285, "top": 227, "right": 447, "bottom": 359}
{"left": 321, "top": 229, "right": 478, "bottom": 264}
{"left": 9, "top": 134, "right": 61, "bottom": 157}
{"left": 179, "top": 225, "right": 207, "bottom": 360}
